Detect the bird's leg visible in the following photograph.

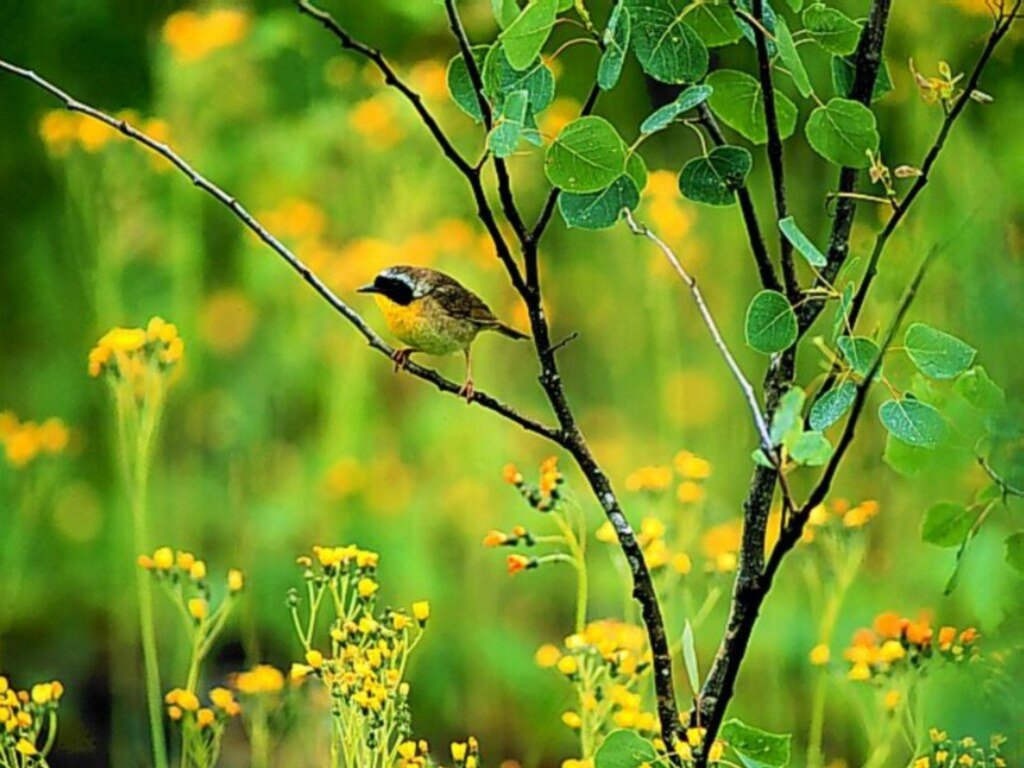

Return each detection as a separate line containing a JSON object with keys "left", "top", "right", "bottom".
{"left": 458, "top": 348, "right": 475, "bottom": 403}
{"left": 391, "top": 348, "right": 414, "bottom": 373}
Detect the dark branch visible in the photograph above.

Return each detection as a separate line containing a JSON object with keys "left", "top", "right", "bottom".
{"left": 0, "top": 58, "right": 560, "bottom": 444}
{"left": 750, "top": 0, "right": 799, "bottom": 300}
{"left": 696, "top": 104, "right": 782, "bottom": 293}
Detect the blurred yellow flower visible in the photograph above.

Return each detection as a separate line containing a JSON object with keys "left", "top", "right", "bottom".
{"left": 701, "top": 521, "right": 742, "bottom": 572}
{"left": 235, "top": 665, "right": 284, "bottom": 696}
{"left": 38, "top": 111, "right": 77, "bottom": 154}
{"left": 535, "top": 644, "right": 562, "bottom": 668}
{"left": 188, "top": 598, "right": 209, "bottom": 621}
{"left": 1, "top": 413, "right": 70, "bottom": 469}
{"left": 227, "top": 569, "right": 244, "bottom": 592}
{"left": 625, "top": 465, "right": 672, "bottom": 492}
{"left": 676, "top": 481, "right": 705, "bottom": 504}
{"left": 809, "top": 644, "right": 831, "bottom": 666}
{"left": 349, "top": 95, "right": 404, "bottom": 149}
{"left": 412, "top": 601, "right": 430, "bottom": 624}
{"left": 540, "top": 98, "right": 581, "bottom": 139}
{"left": 409, "top": 60, "right": 448, "bottom": 100}
{"left": 162, "top": 9, "right": 250, "bottom": 63}
{"left": 674, "top": 450, "right": 712, "bottom": 479}
{"left": 200, "top": 289, "right": 256, "bottom": 356}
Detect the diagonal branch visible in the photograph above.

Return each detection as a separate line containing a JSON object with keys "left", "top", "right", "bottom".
{"left": 294, "top": 0, "right": 529, "bottom": 295}
{"left": 0, "top": 58, "right": 559, "bottom": 443}
{"left": 750, "top": 0, "right": 799, "bottom": 300}
{"left": 696, "top": 105, "right": 782, "bottom": 293}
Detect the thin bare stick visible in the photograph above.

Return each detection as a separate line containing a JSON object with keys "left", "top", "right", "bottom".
{"left": 0, "top": 58, "right": 559, "bottom": 443}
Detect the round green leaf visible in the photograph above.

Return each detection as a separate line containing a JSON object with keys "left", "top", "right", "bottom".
{"left": 837, "top": 335, "right": 880, "bottom": 377}
{"left": 770, "top": 387, "right": 807, "bottom": 445}
{"left": 787, "top": 430, "right": 834, "bottom": 466}
{"left": 921, "top": 502, "right": 979, "bottom": 548}
{"left": 544, "top": 116, "right": 627, "bottom": 193}
{"left": 492, "top": 0, "right": 521, "bottom": 28}
{"left": 640, "top": 84, "right": 713, "bottom": 134}
{"left": 558, "top": 175, "right": 640, "bottom": 229}
{"left": 599, "top": 3, "right": 631, "bottom": 91}
{"left": 805, "top": 98, "right": 879, "bottom": 168}
{"left": 879, "top": 398, "right": 949, "bottom": 448}
{"left": 446, "top": 47, "right": 490, "bottom": 122}
{"left": 904, "top": 323, "right": 977, "bottom": 380}
{"left": 626, "top": 151, "right": 648, "bottom": 192}
{"left": 803, "top": 2, "right": 861, "bottom": 55}
{"left": 482, "top": 45, "right": 556, "bottom": 116}
{"left": 624, "top": 0, "right": 709, "bottom": 83}
{"left": 596, "top": 730, "right": 657, "bottom": 768}
{"left": 489, "top": 89, "right": 529, "bottom": 158}
{"left": 775, "top": 16, "right": 812, "bottom": 98}
{"left": 745, "top": 290, "right": 798, "bottom": 354}
{"left": 809, "top": 381, "right": 856, "bottom": 431}
{"left": 678, "top": 145, "right": 752, "bottom": 206}
{"left": 832, "top": 55, "right": 893, "bottom": 102}
{"left": 1006, "top": 532, "right": 1024, "bottom": 576}
{"left": 706, "top": 69, "right": 798, "bottom": 145}
{"left": 682, "top": 2, "right": 743, "bottom": 47}
{"left": 499, "top": 0, "right": 558, "bottom": 71}
{"left": 720, "top": 719, "right": 792, "bottom": 768}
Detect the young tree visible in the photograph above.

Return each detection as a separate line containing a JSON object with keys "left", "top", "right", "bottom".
{"left": 2, "top": 0, "right": 1021, "bottom": 766}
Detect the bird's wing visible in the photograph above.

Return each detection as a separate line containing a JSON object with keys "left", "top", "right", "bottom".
{"left": 430, "top": 277, "right": 500, "bottom": 327}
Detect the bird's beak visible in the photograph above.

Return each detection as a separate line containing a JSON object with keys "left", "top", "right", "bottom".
{"left": 357, "top": 284, "right": 379, "bottom": 294}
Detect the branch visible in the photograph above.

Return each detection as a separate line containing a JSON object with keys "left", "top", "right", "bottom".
{"left": 624, "top": 211, "right": 774, "bottom": 455}
{"left": 0, "top": 58, "right": 560, "bottom": 444}
{"left": 294, "top": 0, "right": 529, "bottom": 295}
{"left": 696, "top": 104, "right": 782, "bottom": 293}
{"left": 750, "top": 0, "right": 799, "bottom": 300}
{"left": 441, "top": 0, "right": 531, "bottom": 245}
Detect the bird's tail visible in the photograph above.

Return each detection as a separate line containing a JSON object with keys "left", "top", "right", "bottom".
{"left": 491, "top": 322, "right": 530, "bottom": 341}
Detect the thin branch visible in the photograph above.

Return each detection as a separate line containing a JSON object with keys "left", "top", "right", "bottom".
{"left": 441, "top": 0, "right": 531, "bottom": 245}
{"left": 294, "top": 0, "right": 529, "bottom": 295}
{"left": 624, "top": 211, "right": 774, "bottom": 455}
{"left": 978, "top": 456, "right": 1024, "bottom": 499}
{"left": 751, "top": 0, "right": 799, "bottom": 300}
{"left": 0, "top": 58, "right": 560, "bottom": 444}
{"left": 696, "top": 104, "right": 782, "bottom": 293}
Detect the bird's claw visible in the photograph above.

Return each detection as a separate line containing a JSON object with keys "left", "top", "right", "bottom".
{"left": 458, "top": 379, "right": 475, "bottom": 403}
{"left": 391, "top": 348, "right": 413, "bottom": 373}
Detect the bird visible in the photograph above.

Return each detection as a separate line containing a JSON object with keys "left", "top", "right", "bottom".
{"left": 358, "top": 266, "right": 529, "bottom": 401}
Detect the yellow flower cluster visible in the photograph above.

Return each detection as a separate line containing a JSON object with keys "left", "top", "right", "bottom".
{"left": 844, "top": 612, "right": 980, "bottom": 682}
{"left": 88, "top": 317, "right": 184, "bottom": 380}
{"left": 290, "top": 546, "right": 430, "bottom": 763}
{"left": 913, "top": 730, "right": 1007, "bottom": 768}
{"left": 0, "top": 676, "right": 63, "bottom": 760}
{"left": 164, "top": 686, "right": 241, "bottom": 724}
{"left": 597, "top": 516, "right": 694, "bottom": 575}
{"left": 910, "top": 59, "right": 964, "bottom": 106}
{"left": 0, "top": 411, "right": 69, "bottom": 469}
{"left": 504, "top": 456, "right": 565, "bottom": 512}
{"left": 349, "top": 94, "right": 405, "bottom": 149}
{"left": 37, "top": 109, "right": 170, "bottom": 156}
{"left": 234, "top": 665, "right": 285, "bottom": 696}
{"left": 624, "top": 450, "right": 712, "bottom": 505}
{"left": 138, "top": 546, "right": 243, "bottom": 595}
{"left": 162, "top": 9, "right": 250, "bottom": 63}
{"left": 537, "top": 620, "right": 655, "bottom": 751}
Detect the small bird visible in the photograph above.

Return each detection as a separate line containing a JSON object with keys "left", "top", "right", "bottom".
{"left": 358, "top": 266, "right": 528, "bottom": 400}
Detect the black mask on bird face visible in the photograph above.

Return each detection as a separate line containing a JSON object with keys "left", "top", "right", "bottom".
{"left": 357, "top": 273, "right": 415, "bottom": 305}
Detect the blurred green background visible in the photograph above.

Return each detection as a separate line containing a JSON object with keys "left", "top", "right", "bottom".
{"left": 0, "top": 0, "right": 1022, "bottom": 766}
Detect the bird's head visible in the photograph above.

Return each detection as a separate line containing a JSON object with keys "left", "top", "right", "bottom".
{"left": 357, "top": 266, "right": 428, "bottom": 307}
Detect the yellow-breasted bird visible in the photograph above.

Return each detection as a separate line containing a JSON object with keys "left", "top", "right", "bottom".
{"left": 358, "top": 266, "right": 529, "bottom": 400}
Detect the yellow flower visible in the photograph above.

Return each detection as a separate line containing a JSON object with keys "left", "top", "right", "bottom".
{"left": 137, "top": 555, "right": 155, "bottom": 570}
{"left": 167, "top": 705, "right": 183, "bottom": 721}
{"left": 357, "top": 578, "right": 379, "bottom": 598}
{"left": 596, "top": 521, "right": 617, "bottom": 543}
{"left": 674, "top": 740, "right": 693, "bottom": 761}
{"left": 176, "top": 551, "right": 195, "bottom": 570}
{"left": 879, "top": 639, "right": 906, "bottom": 663}
{"left": 227, "top": 569, "right": 244, "bottom": 592}
{"left": 556, "top": 655, "right": 579, "bottom": 676}
{"left": 687, "top": 727, "right": 706, "bottom": 748}
{"left": 39, "top": 110, "right": 78, "bottom": 154}
{"left": 30, "top": 684, "right": 53, "bottom": 705}
{"left": 162, "top": 9, "right": 250, "bottom": 63}
{"left": 674, "top": 450, "right": 713, "bottom": 479}
{"left": 153, "top": 547, "right": 174, "bottom": 570}
{"left": 289, "top": 664, "right": 313, "bottom": 683}
{"left": 412, "top": 601, "right": 430, "bottom": 624}
{"left": 188, "top": 598, "right": 209, "bottom": 621}
{"left": 196, "top": 708, "right": 215, "bottom": 729}
{"left": 451, "top": 742, "right": 468, "bottom": 762}
{"left": 671, "top": 553, "right": 693, "bottom": 575}
{"left": 534, "top": 644, "right": 562, "bottom": 668}
{"left": 190, "top": 561, "right": 207, "bottom": 580}
{"left": 708, "top": 740, "right": 725, "bottom": 762}
{"left": 809, "top": 644, "right": 831, "bottom": 666}
{"left": 209, "top": 688, "right": 235, "bottom": 710}
{"left": 884, "top": 689, "right": 901, "bottom": 711}
{"left": 305, "top": 650, "right": 324, "bottom": 669}
{"left": 625, "top": 465, "right": 673, "bottom": 492}
{"left": 561, "top": 711, "right": 583, "bottom": 729}
{"left": 235, "top": 664, "right": 285, "bottom": 696}
{"left": 175, "top": 689, "right": 200, "bottom": 712}
{"left": 677, "top": 481, "right": 706, "bottom": 504}
{"left": 848, "top": 662, "right": 872, "bottom": 681}
{"left": 15, "top": 739, "right": 37, "bottom": 756}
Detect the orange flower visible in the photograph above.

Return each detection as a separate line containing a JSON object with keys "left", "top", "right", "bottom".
{"left": 506, "top": 554, "right": 531, "bottom": 575}
{"left": 873, "top": 612, "right": 903, "bottom": 639}
{"left": 482, "top": 530, "right": 508, "bottom": 547}
{"left": 502, "top": 463, "right": 523, "bottom": 485}
{"left": 938, "top": 626, "right": 957, "bottom": 651}
{"left": 905, "top": 620, "right": 933, "bottom": 647}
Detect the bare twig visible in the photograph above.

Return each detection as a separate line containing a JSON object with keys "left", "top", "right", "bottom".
{"left": 624, "top": 211, "right": 774, "bottom": 455}
{"left": 543, "top": 331, "right": 581, "bottom": 356}
{"left": 978, "top": 456, "right": 1024, "bottom": 499}
{"left": 0, "top": 58, "right": 559, "bottom": 443}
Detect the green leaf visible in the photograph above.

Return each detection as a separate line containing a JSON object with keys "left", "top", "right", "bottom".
{"left": 599, "top": 3, "right": 631, "bottom": 91}
{"left": 775, "top": 16, "right": 812, "bottom": 98}
{"left": 482, "top": 45, "right": 556, "bottom": 117}
{"left": 905, "top": 323, "right": 977, "bottom": 381}
{"left": 778, "top": 216, "right": 826, "bottom": 267}
{"left": 787, "top": 431, "right": 834, "bottom": 466}
{"left": 831, "top": 283, "right": 853, "bottom": 342}
{"left": 682, "top": 2, "right": 743, "bottom": 47}
{"left": 770, "top": 387, "right": 806, "bottom": 446}
{"left": 678, "top": 145, "right": 752, "bottom": 206}
{"left": 682, "top": 620, "right": 701, "bottom": 694}
{"left": 837, "top": 335, "right": 879, "bottom": 377}
{"left": 500, "top": 0, "right": 558, "bottom": 70}
{"left": 640, "top": 84, "right": 714, "bottom": 134}
{"left": 558, "top": 175, "right": 640, "bottom": 229}
{"left": 745, "top": 290, "right": 798, "bottom": 355}
{"left": 879, "top": 398, "right": 949, "bottom": 449}
{"left": 706, "top": 69, "right": 798, "bottom": 144}
{"left": 595, "top": 730, "right": 658, "bottom": 768}
{"left": 831, "top": 55, "right": 893, "bottom": 102}
{"left": 627, "top": 151, "right": 649, "bottom": 192}
{"left": 489, "top": 89, "right": 529, "bottom": 158}
{"left": 720, "top": 719, "right": 792, "bottom": 768}
{"left": 735, "top": 0, "right": 777, "bottom": 57}
{"left": 784, "top": 0, "right": 803, "bottom": 10}
{"left": 447, "top": 47, "right": 490, "bottom": 122}
{"left": 493, "top": 0, "right": 521, "bottom": 28}
{"left": 544, "top": 116, "right": 627, "bottom": 193}
{"left": 624, "top": 0, "right": 709, "bottom": 83}
{"left": 921, "top": 502, "right": 979, "bottom": 548}
{"left": 803, "top": 2, "right": 861, "bottom": 56}
{"left": 883, "top": 432, "right": 934, "bottom": 477}
{"left": 955, "top": 366, "right": 1005, "bottom": 413}
{"left": 809, "top": 381, "right": 857, "bottom": 431}
{"left": 805, "top": 98, "right": 879, "bottom": 168}
{"left": 1006, "top": 532, "right": 1024, "bottom": 576}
